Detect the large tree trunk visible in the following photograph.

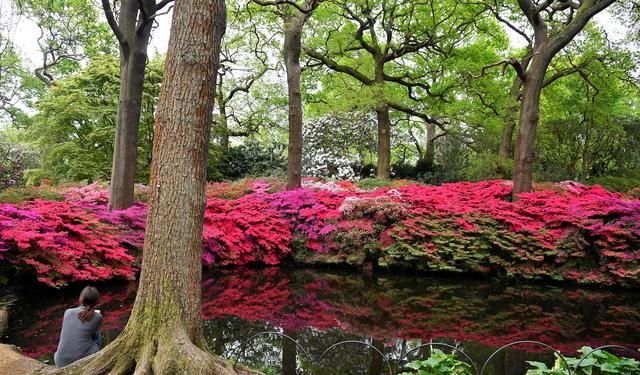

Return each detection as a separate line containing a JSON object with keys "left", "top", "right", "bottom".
{"left": 374, "top": 59, "right": 391, "bottom": 179}
{"left": 424, "top": 122, "right": 436, "bottom": 168}
{"left": 512, "top": 58, "right": 549, "bottom": 196}
{"left": 49, "top": 0, "right": 234, "bottom": 373}
{"left": 499, "top": 76, "right": 524, "bottom": 160}
{"left": 108, "top": 0, "right": 154, "bottom": 210}
{"left": 376, "top": 103, "right": 392, "bottom": 179}
{"left": 284, "top": 15, "right": 304, "bottom": 190}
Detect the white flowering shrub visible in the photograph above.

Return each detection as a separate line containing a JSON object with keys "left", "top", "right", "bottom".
{"left": 302, "top": 112, "right": 377, "bottom": 181}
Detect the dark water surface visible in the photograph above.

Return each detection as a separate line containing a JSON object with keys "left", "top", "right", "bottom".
{"left": 6, "top": 267, "right": 640, "bottom": 374}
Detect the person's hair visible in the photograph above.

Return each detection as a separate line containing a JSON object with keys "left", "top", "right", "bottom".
{"left": 78, "top": 286, "right": 100, "bottom": 323}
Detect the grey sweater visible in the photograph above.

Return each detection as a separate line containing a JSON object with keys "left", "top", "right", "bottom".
{"left": 54, "top": 306, "right": 102, "bottom": 368}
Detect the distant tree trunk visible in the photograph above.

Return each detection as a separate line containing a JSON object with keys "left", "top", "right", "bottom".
{"left": 376, "top": 103, "right": 391, "bottom": 179}
{"left": 107, "top": 0, "right": 155, "bottom": 210}
{"left": 424, "top": 122, "right": 436, "bottom": 167}
{"left": 51, "top": 0, "right": 235, "bottom": 373}
{"left": 374, "top": 59, "right": 391, "bottom": 179}
{"left": 218, "top": 101, "right": 230, "bottom": 151}
{"left": 284, "top": 15, "right": 304, "bottom": 189}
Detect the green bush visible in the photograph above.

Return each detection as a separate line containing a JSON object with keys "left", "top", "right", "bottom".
{"left": 589, "top": 175, "right": 640, "bottom": 192}
{"left": 217, "top": 142, "right": 286, "bottom": 180}
{"left": 0, "top": 186, "right": 64, "bottom": 204}
{"left": 356, "top": 178, "right": 406, "bottom": 190}
{"left": 399, "top": 349, "right": 473, "bottom": 375}
{"left": 391, "top": 161, "right": 417, "bottom": 179}
{"left": 464, "top": 152, "right": 512, "bottom": 181}
{"left": 527, "top": 347, "right": 640, "bottom": 375}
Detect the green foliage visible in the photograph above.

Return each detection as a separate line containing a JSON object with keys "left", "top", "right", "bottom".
{"left": 399, "top": 349, "right": 473, "bottom": 375}
{"left": 356, "top": 178, "right": 412, "bottom": 190}
{"left": 0, "top": 186, "right": 64, "bottom": 204}
{"left": 465, "top": 152, "right": 512, "bottom": 181}
{"left": 217, "top": 142, "right": 286, "bottom": 180}
{"left": 16, "top": 0, "right": 115, "bottom": 81}
{"left": 23, "top": 55, "right": 163, "bottom": 183}
{"left": 589, "top": 175, "right": 640, "bottom": 192}
{"left": 0, "top": 134, "right": 39, "bottom": 188}
{"left": 526, "top": 347, "right": 640, "bottom": 375}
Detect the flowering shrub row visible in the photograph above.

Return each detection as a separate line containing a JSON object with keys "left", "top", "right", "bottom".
{"left": 0, "top": 179, "right": 638, "bottom": 286}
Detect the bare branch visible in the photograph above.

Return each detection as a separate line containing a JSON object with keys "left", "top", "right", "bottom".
{"left": 101, "top": 0, "right": 126, "bottom": 47}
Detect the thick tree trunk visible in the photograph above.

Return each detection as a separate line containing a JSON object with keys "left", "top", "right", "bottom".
{"left": 376, "top": 103, "right": 392, "bottom": 179}
{"left": 499, "top": 76, "right": 524, "bottom": 160}
{"left": 108, "top": 0, "right": 154, "bottom": 210}
{"left": 284, "top": 16, "right": 304, "bottom": 190}
{"left": 49, "top": 0, "right": 233, "bottom": 373}
{"left": 424, "top": 122, "right": 436, "bottom": 167}
{"left": 512, "top": 58, "right": 550, "bottom": 196}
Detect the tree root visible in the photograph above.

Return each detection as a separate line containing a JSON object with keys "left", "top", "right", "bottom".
{"left": 38, "top": 326, "right": 256, "bottom": 375}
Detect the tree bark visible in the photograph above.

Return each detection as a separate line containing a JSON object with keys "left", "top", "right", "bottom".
{"left": 284, "top": 15, "right": 304, "bottom": 189}
{"left": 374, "top": 58, "right": 391, "bottom": 179}
{"left": 282, "top": 329, "right": 297, "bottom": 375}
{"left": 499, "top": 76, "right": 524, "bottom": 160}
{"left": 424, "top": 122, "right": 436, "bottom": 167}
{"left": 48, "top": 0, "right": 234, "bottom": 373}
{"left": 108, "top": 0, "right": 155, "bottom": 210}
{"left": 510, "top": 0, "right": 615, "bottom": 198}
{"left": 376, "top": 103, "right": 391, "bottom": 179}
{"left": 218, "top": 102, "right": 230, "bottom": 151}
{"left": 512, "top": 58, "right": 549, "bottom": 196}
{"left": 367, "top": 339, "right": 384, "bottom": 375}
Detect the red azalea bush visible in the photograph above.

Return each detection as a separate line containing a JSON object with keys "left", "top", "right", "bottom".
{"left": 0, "top": 179, "right": 638, "bottom": 287}
{"left": 0, "top": 200, "right": 136, "bottom": 287}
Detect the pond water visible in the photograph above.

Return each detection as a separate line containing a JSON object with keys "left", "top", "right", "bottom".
{"left": 6, "top": 267, "right": 640, "bottom": 374}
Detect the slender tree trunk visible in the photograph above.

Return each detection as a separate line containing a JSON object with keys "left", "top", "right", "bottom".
{"left": 284, "top": 15, "right": 304, "bottom": 189}
{"left": 513, "top": 58, "right": 550, "bottom": 196}
{"left": 109, "top": 0, "right": 154, "bottom": 210}
{"left": 50, "top": 0, "right": 235, "bottom": 373}
{"left": 219, "top": 103, "right": 230, "bottom": 151}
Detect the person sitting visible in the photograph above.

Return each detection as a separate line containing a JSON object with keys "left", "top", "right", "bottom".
{"left": 54, "top": 286, "right": 103, "bottom": 368}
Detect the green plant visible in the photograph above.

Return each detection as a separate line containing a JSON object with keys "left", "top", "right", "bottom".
{"left": 217, "top": 142, "right": 286, "bottom": 180}
{"left": 464, "top": 152, "right": 512, "bottom": 181}
{"left": 526, "top": 347, "right": 640, "bottom": 375}
{"left": 589, "top": 176, "right": 640, "bottom": 192}
{"left": 356, "top": 178, "right": 412, "bottom": 190}
{"left": 399, "top": 349, "right": 473, "bottom": 375}
{"left": 0, "top": 186, "right": 64, "bottom": 204}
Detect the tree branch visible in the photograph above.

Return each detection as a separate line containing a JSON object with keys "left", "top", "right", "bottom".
{"left": 101, "top": 0, "right": 126, "bottom": 47}
{"left": 303, "top": 46, "right": 374, "bottom": 85}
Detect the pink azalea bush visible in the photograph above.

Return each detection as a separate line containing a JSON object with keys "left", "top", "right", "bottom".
{"left": 0, "top": 179, "right": 638, "bottom": 287}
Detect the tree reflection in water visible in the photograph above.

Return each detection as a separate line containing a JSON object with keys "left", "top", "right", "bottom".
{"left": 7, "top": 267, "right": 640, "bottom": 374}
